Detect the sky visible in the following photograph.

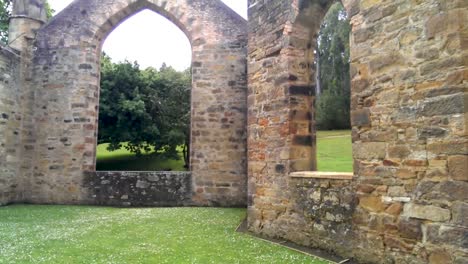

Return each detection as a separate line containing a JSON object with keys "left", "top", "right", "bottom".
{"left": 48, "top": 0, "right": 248, "bottom": 71}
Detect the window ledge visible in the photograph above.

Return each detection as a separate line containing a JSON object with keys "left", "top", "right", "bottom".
{"left": 290, "top": 171, "right": 353, "bottom": 180}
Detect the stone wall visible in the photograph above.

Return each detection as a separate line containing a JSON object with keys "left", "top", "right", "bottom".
{"left": 1, "top": 0, "right": 466, "bottom": 261}
{"left": 28, "top": 0, "right": 247, "bottom": 206}
{"left": 83, "top": 171, "right": 192, "bottom": 207}
{"left": 289, "top": 178, "right": 357, "bottom": 252}
{"left": 248, "top": 0, "right": 468, "bottom": 263}
{"left": 0, "top": 47, "right": 21, "bottom": 205}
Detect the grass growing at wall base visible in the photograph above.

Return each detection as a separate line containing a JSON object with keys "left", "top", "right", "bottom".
{"left": 0, "top": 205, "right": 328, "bottom": 264}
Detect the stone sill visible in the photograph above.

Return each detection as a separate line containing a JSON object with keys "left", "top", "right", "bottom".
{"left": 290, "top": 171, "right": 354, "bottom": 180}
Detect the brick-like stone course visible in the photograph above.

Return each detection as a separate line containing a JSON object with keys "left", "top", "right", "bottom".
{"left": 83, "top": 171, "right": 192, "bottom": 207}
{"left": 0, "top": 47, "right": 21, "bottom": 205}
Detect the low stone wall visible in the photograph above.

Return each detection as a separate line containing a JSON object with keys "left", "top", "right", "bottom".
{"left": 83, "top": 171, "right": 192, "bottom": 207}
{"left": 0, "top": 47, "right": 21, "bottom": 205}
{"left": 289, "top": 178, "right": 357, "bottom": 252}
{"left": 248, "top": 177, "right": 358, "bottom": 258}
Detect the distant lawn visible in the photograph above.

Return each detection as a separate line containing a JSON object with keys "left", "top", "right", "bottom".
{"left": 0, "top": 205, "right": 327, "bottom": 264}
{"left": 316, "top": 130, "right": 353, "bottom": 172}
{"left": 96, "top": 130, "right": 353, "bottom": 172}
{"left": 96, "top": 143, "right": 186, "bottom": 171}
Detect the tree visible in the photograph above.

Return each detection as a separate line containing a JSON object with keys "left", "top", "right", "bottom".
{"left": 140, "top": 64, "right": 191, "bottom": 167}
{"left": 98, "top": 54, "right": 192, "bottom": 168}
{"left": 0, "top": 0, "right": 11, "bottom": 44}
{"left": 0, "top": 0, "right": 54, "bottom": 45}
{"left": 315, "top": 2, "right": 351, "bottom": 130}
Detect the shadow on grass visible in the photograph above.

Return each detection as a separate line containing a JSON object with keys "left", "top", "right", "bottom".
{"left": 96, "top": 143, "right": 187, "bottom": 171}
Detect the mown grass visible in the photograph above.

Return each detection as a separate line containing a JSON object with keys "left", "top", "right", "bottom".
{"left": 0, "top": 133, "right": 352, "bottom": 262}
{"left": 96, "top": 143, "right": 186, "bottom": 171}
{"left": 96, "top": 130, "right": 353, "bottom": 173}
{"left": 316, "top": 130, "right": 353, "bottom": 172}
{"left": 0, "top": 205, "right": 328, "bottom": 264}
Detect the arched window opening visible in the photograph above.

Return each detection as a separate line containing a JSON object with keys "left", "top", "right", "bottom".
{"left": 95, "top": 9, "right": 192, "bottom": 172}
{"left": 314, "top": 2, "right": 353, "bottom": 173}
{"left": 289, "top": 1, "right": 353, "bottom": 177}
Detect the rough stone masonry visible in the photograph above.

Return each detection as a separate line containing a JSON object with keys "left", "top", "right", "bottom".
{"left": 0, "top": 47, "right": 21, "bottom": 205}
{"left": 247, "top": 0, "right": 467, "bottom": 263}
{"left": 8, "top": 0, "right": 248, "bottom": 207}
{"left": 0, "top": 0, "right": 467, "bottom": 263}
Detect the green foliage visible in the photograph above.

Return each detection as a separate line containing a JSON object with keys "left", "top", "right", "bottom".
{"left": 0, "top": 0, "right": 54, "bottom": 45}
{"left": 316, "top": 2, "right": 351, "bottom": 130}
{"left": 44, "top": 1, "right": 54, "bottom": 18}
{"left": 0, "top": 0, "right": 11, "bottom": 44}
{"left": 98, "top": 54, "right": 191, "bottom": 168}
{"left": 315, "top": 89, "right": 350, "bottom": 130}
{"left": 0, "top": 205, "right": 324, "bottom": 263}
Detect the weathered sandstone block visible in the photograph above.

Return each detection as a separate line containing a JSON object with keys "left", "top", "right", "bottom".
{"left": 403, "top": 203, "right": 451, "bottom": 222}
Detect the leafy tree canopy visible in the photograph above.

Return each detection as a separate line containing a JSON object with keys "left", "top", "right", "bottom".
{"left": 0, "top": 0, "right": 12, "bottom": 44}
{"left": 315, "top": 2, "right": 351, "bottom": 130}
{"left": 99, "top": 54, "right": 191, "bottom": 167}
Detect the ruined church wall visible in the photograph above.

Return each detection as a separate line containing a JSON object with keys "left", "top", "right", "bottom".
{"left": 248, "top": 0, "right": 467, "bottom": 263}
{"left": 28, "top": 0, "right": 248, "bottom": 206}
{"left": 0, "top": 47, "right": 22, "bottom": 205}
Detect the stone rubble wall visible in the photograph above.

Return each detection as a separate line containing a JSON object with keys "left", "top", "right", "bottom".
{"left": 247, "top": 0, "right": 468, "bottom": 263}
{"left": 83, "top": 171, "right": 192, "bottom": 207}
{"left": 0, "top": 47, "right": 21, "bottom": 205}
{"left": 288, "top": 178, "right": 357, "bottom": 252}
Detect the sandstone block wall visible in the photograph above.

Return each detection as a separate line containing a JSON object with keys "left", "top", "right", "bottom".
{"left": 190, "top": 34, "right": 248, "bottom": 207}
{"left": 1, "top": 0, "right": 466, "bottom": 261}
{"left": 0, "top": 47, "right": 21, "bottom": 205}
{"left": 84, "top": 171, "right": 192, "bottom": 207}
{"left": 27, "top": 0, "right": 247, "bottom": 206}
{"left": 248, "top": 0, "right": 468, "bottom": 263}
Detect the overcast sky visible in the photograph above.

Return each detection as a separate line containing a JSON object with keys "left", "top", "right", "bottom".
{"left": 48, "top": 0, "right": 248, "bottom": 71}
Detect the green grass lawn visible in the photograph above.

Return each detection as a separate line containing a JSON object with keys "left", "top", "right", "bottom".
{"left": 96, "top": 143, "right": 186, "bottom": 171}
{"left": 316, "top": 130, "right": 353, "bottom": 172}
{"left": 96, "top": 130, "right": 353, "bottom": 173}
{"left": 0, "top": 205, "right": 328, "bottom": 264}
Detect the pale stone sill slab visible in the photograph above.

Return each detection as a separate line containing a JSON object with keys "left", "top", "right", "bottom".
{"left": 290, "top": 171, "right": 354, "bottom": 180}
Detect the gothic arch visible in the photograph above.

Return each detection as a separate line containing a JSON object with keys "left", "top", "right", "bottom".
{"left": 29, "top": 0, "right": 248, "bottom": 206}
